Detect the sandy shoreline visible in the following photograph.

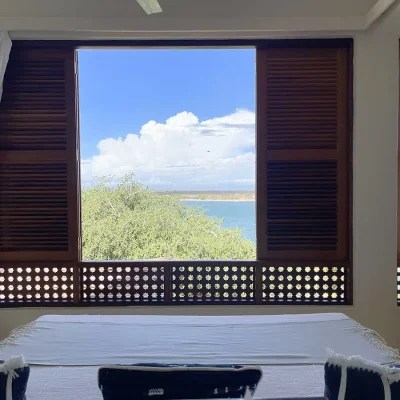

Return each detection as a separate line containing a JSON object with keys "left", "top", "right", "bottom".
{"left": 179, "top": 199, "right": 255, "bottom": 202}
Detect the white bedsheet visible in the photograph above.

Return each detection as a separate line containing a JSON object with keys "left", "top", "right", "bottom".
{"left": 0, "top": 313, "right": 393, "bottom": 366}
{"left": 0, "top": 313, "right": 397, "bottom": 400}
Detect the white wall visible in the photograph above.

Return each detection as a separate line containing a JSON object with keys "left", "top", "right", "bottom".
{"left": 351, "top": 32, "right": 399, "bottom": 341}
{"left": 1, "top": 31, "right": 399, "bottom": 347}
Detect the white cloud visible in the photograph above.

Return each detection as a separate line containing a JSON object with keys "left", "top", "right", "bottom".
{"left": 81, "top": 109, "right": 255, "bottom": 190}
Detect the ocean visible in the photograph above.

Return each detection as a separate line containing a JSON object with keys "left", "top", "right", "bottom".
{"left": 182, "top": 201, "right": 256, "bottom": 243}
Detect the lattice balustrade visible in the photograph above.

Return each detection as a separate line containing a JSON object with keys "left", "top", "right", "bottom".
{"left": 81, "top": 264, "right": 164, "bottom": 303}
{"left": 262, "top": 265, "right": 348, "bottom": 303}
{"left": 0, "top": 264, "right": 74, "bottom": 305}
{"left": 0, "top": 262, "right": 351, "bottom": 306}
{"left": 172, "top": 264, "right": 254, "bottom": 303}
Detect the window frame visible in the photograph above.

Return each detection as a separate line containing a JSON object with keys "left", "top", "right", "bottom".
{"left": 0, "top": 38, "right": 353, "bottom": 307}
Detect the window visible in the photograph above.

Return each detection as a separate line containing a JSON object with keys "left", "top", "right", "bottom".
{"left": 0, "top": 40, "right": 353, "bottom": 306}
{"left": 78, "top": 49, "right": 256, "bottom": 262}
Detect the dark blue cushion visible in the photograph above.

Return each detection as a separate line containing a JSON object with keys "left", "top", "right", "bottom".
{"left": 0, "top": 358, "right": 30, "bottom": 400}
{"left": 98, "top": 364, "right": 262, "bottom": 400}
{"left": 325, "top": 361, "right": 400, "bottom": 399}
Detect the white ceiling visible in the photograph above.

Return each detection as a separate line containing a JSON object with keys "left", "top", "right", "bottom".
{"left": 0, "top": 0, "right": 378, "bottom": 18}
{"left": 0, "top": 0, "right": 398, "bottom": 39}
{"left": 373, "top": 0, "right": 400, "bottom": 33}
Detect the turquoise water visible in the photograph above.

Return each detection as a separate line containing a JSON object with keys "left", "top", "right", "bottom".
{"left": 183, "top": 201, "right": 256, "bottom": 243}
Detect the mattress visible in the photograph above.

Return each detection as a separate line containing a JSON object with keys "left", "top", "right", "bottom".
{"left": 0, "top": 313, "right": 398, "bottom": 400}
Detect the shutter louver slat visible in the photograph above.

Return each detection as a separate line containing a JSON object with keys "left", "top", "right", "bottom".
{"left": 0, "top": 163, "right": 68, "bottom": 252}
{"left": 0, "top": 47, "right": 78, "bottom": 262}
{"left": 265, "top": 50, "right": 338, "bottom": 151}
{"left": 0, "top": 52, "right": 67, "bottom": 150}
{"left": 257, "top": 46, "right": 350, "bottom": 261}
{"left": 0, "top": 58, "right": 66, "bottom": 114}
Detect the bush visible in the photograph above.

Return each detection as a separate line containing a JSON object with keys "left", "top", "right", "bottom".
{"left": 82, "top": 174, "right": 256, "bottom": 260}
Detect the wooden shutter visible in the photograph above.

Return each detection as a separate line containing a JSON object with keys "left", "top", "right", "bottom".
{"left": 0, "top": 47, "right": 79, "bottom": 262}
{"left": 257, "top": 44, "right": 352, "bottom": 261}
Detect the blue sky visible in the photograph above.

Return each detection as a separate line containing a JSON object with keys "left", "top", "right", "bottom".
{"left": 79, "top": 49, "right": 256, "bottom": 190}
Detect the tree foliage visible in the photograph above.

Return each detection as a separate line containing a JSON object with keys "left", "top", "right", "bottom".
{"left": 82, "top": 174, "right": 256, "bottom": 260}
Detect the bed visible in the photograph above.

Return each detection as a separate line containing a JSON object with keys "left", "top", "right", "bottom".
{"left": 0, "top": 313, "right": 398, "bottom": 400}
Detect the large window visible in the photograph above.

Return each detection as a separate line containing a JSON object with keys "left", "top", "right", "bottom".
{"left": 0, "top": 40, "right": 353, "bottom": 306}
{"left": 78, "top": 49, "right": 256, "bottom": 262}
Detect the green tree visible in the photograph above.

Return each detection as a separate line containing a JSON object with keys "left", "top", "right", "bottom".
{"left": 82, "top": 174, "right": 256, "bottom": 260}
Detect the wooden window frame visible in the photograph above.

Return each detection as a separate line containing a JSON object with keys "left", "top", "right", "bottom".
{"left": 0, "top": 39, "right": 353, "bottom": 307}
{"left": 397, "top": 44, "right": 400, "bottom": 305}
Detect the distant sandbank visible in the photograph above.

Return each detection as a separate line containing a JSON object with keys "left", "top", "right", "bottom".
{"left": 180, "top": 199, "right": 255, "bottom": 202}
{"left": 159, "top": 192, "right": 255, "bottom": 202}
